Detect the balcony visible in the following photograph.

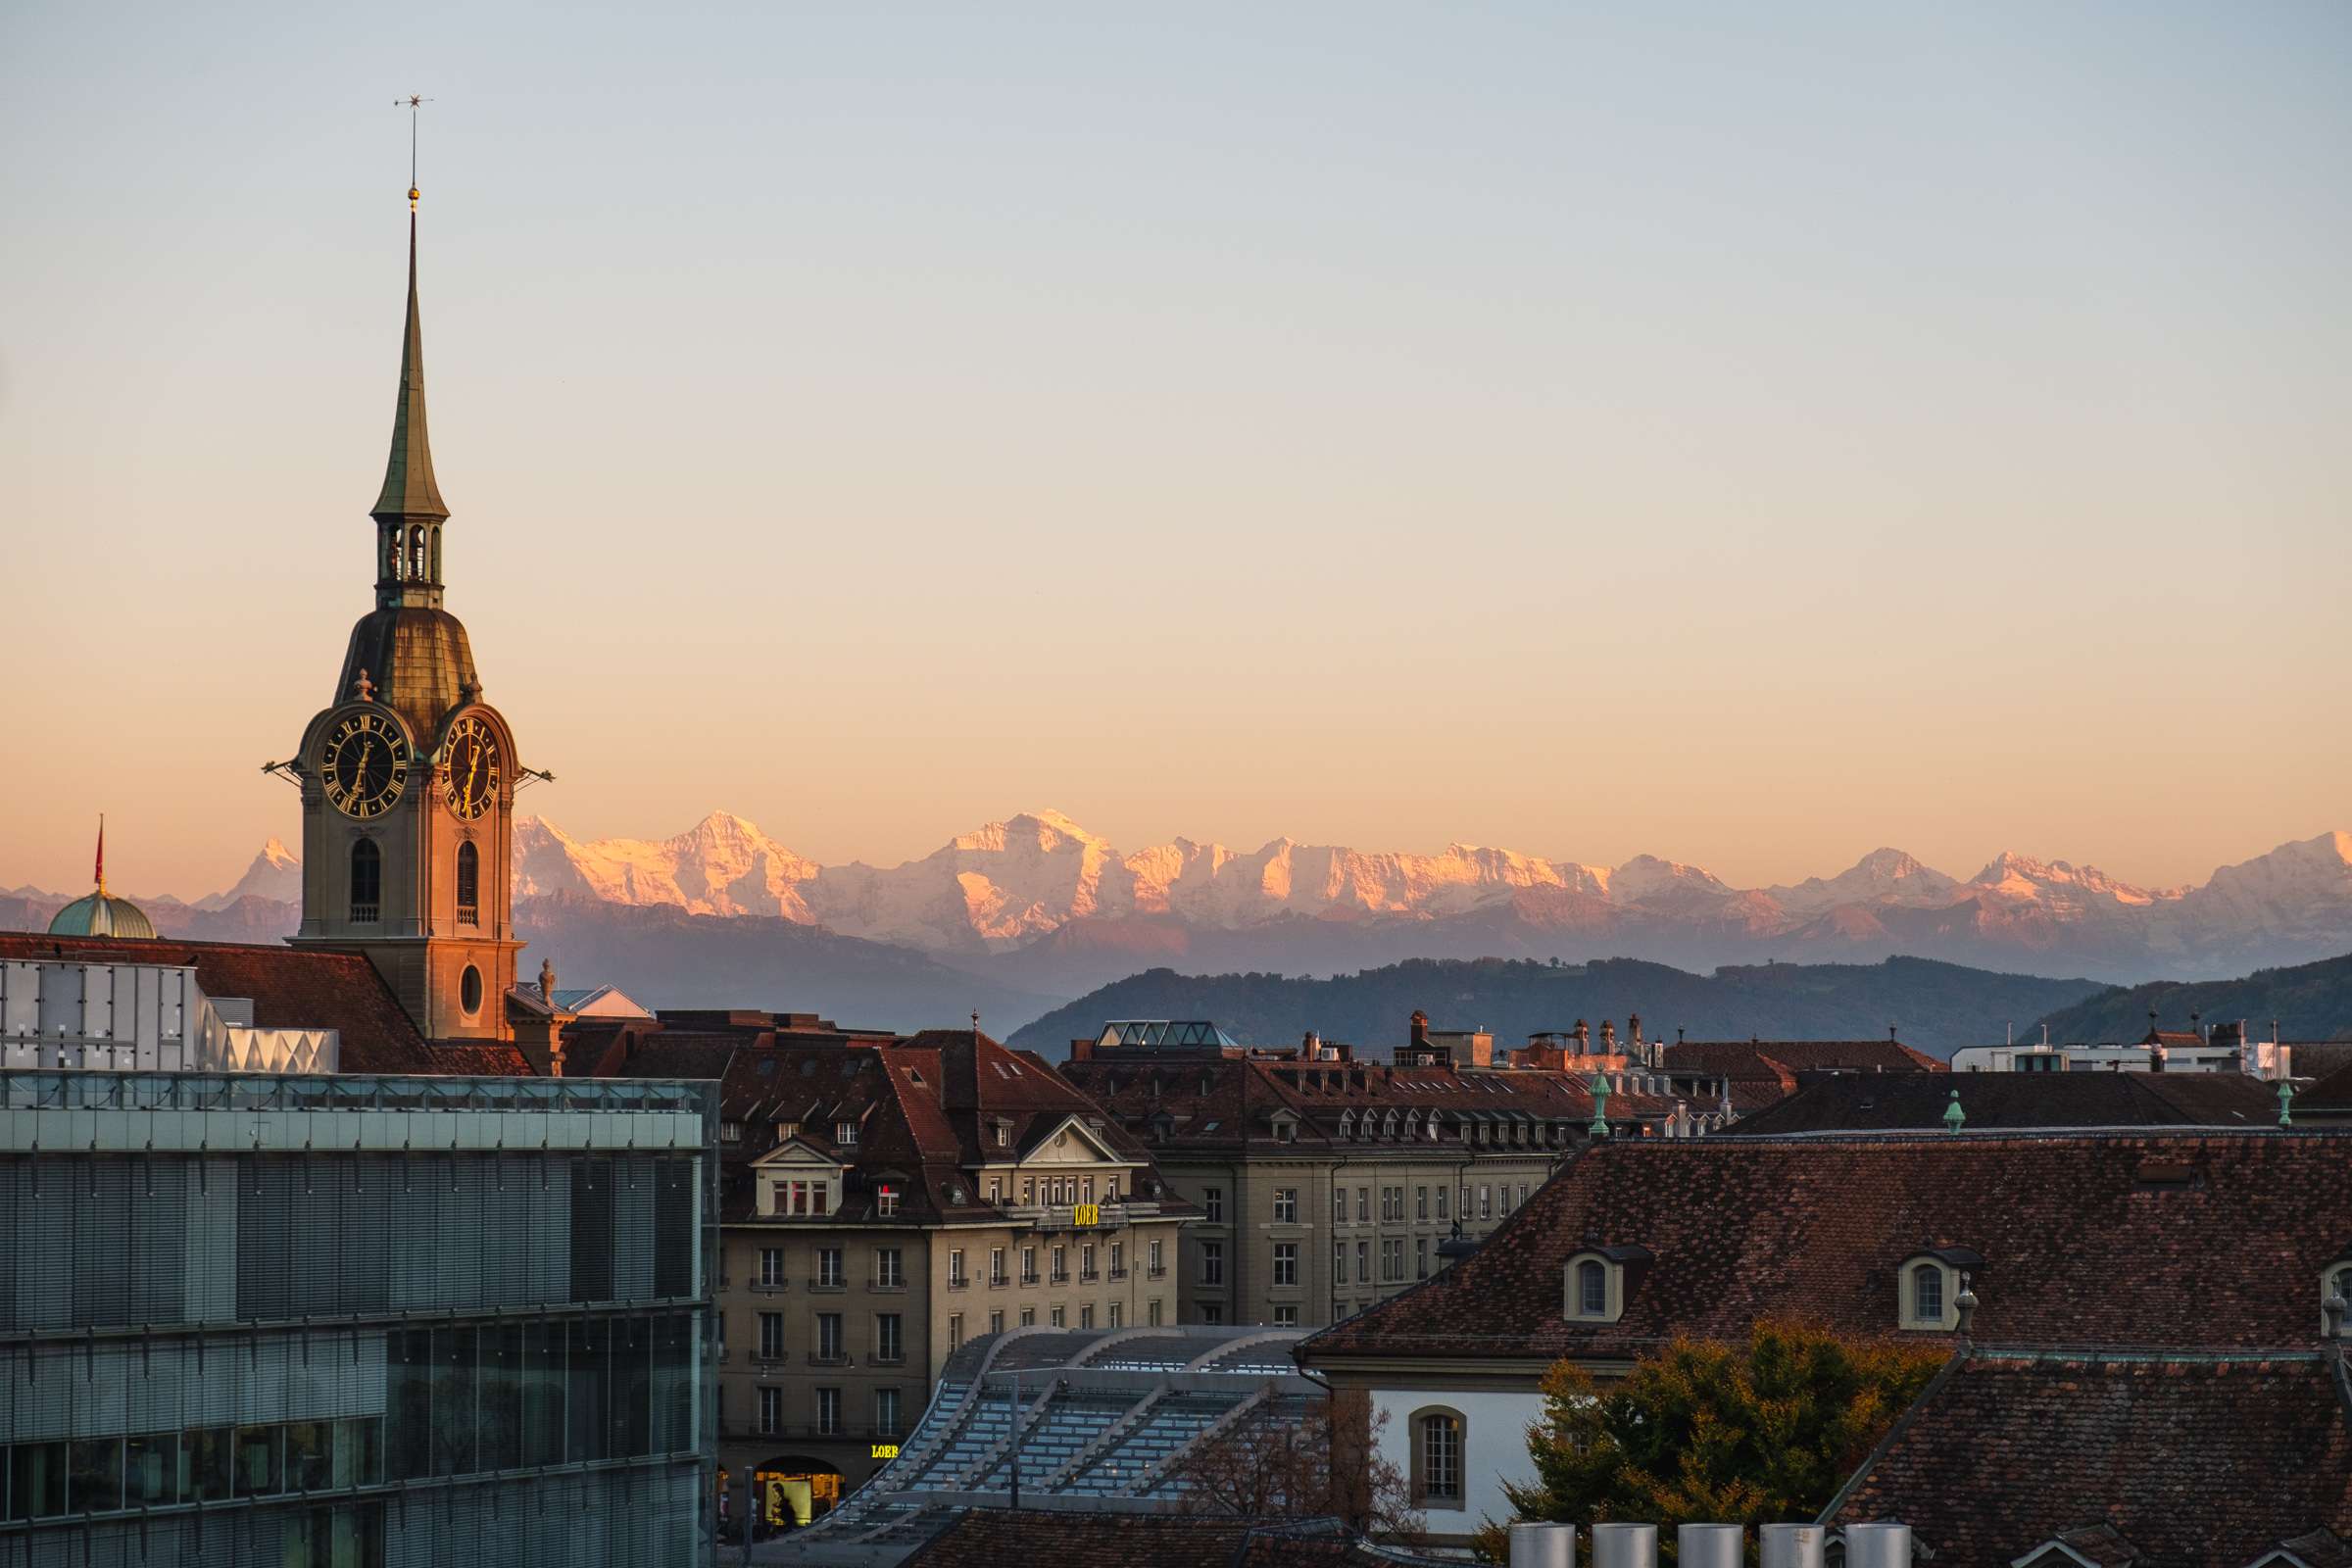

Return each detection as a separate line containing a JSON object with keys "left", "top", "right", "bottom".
{"left": 989, "top": 1274, "right": 1009, "bottom": 1290}
{"left": 946, "top": 1276, "right": 969, "bottom": 1292}
{"left": 1049, "top": 1270, "right": 1069, "bottom": 1286}
{"left": 1079, "top": 1269, "right": 1100, "bottom": 1284}
{"left": 1002, "top": 1201, "right": 1160, "bottom": 1234}
{"left": 1147, "top": 1265, "right": 1167, "bottom": 1280}
{"left": 808, "top": 1279, "right": 847, "bottom": 1294}
{"left": 1107, "top": 1267, "right": 1128, "bottom": 1281}
{"left": 808, "top": 1351, "right": 848, "bottom": 1368}
{"left": 1020, "top": 1271, "right": 1041, "bottom": 1288}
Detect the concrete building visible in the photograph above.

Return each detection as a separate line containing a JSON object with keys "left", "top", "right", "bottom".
{"left": 1953, "top": 1015, "right": 2297, "bottom": 1080}
{"left": 1057, "top": 1020, "right": 1686, "bottom": 1331}
{"left": 577, "top": 1015, "right": 1195, "bottom": 1523}
{"left": 0, "top": 1067, "right": 718, "bottom": 1566}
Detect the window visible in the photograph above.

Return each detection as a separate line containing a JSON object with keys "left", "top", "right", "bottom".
{"left": 1579, "top": 1259, "right": 1606, "bottom": 1317}
{"left": 876, "top": 1185, "right": 899, "bottom": 1218}
{"left": 1019, "top": 1307, "right": 1036, "bottom": 1328}
{"left": 1416, "top": 1237, "right": 1429, "bottom": 1279}
{"left": 1149, "top": 1240, "right": 1165, "bottom": 1278}
{"left": 1382, "top": 1238, "right": 1403, "bottom": 1282}
{"left": 1200, "top": 1241, "right": 1225, "bottom": 1285}
{"left": 991, "top": 1248, "right": 1007, "bottom": 1287}
{"left": 1564, "top": 1250, "right": 1642, "bottom": 1323}
{"left": 1200, "top": 1302, "right": 1224, "bottom": 1325}
{"left": 1021, "top": 1247, "right": 1039, "bottom": 1286}
{"left": 1436, "top": 1187, "right": 1449, "bottom": 1220}
{"left": 1518, "top": 1183, "right": 1530, "bottom": 1210}
{"left": 836, "top": 1120, "right": 859, "bottom": 1146}
{"left": 1907, "top": 1263, "right": 1949, "bottom": 1330}
{"left": 758, "top": 1248, "right": 784, "bottom": 1289}
{"left": 1333, "top": 1188, "right": 1348, "bottom": 1225}
{"left": 987, "top": 1178, "right": 1002, "bottom": 1204}
{"left": 949, "top": 1313, "right": 964, "bottom": 1351}
{"left": 816, "top": 1388, "right": 842, "bottom": 1436}
{"left": 349, "top": 840, "right": 380, "bottom": 923}
{"left": 758, "top": 1312, "right": 785, "bottom": 1360}
{"left": 1273, "top": 1243, "right": 1298, "bottom": 1287}
{"left": 1050, "top": 1305, "right": 1065, "bottom": 1328}
{"left": 1081, "top": 1244, "right": 1097, "bottom": 1281}
{"left": 455, "top": 842, "right": 479, "bottom": 925}
{"left": 1274, "top": 1304, "right": 1298, "bottom": 1327}
{"left": 876, "top": 1388, "right": 903, "bottom": 1438}
{"left": 1899, "top": 1253, "right": 1968, "bottom": 1331}
{"left": 1109, "top": 1241, "right": 1125, "bottom": 1278}
{"left": 1479, "top": 1186, "right": 1493, "bottom": 1222}
{"left": 815, "top": 1313, "right": 843, "bottom": 1362}
{"left": 1108, "top": 1302, "right": 1123, "bottom": 1328}
{"left": 817, "top": 1248, "right": 844, "bottom": 1288}
{"left": 2327, "top": 1264, "right": 2352, "bottom": 1338}
{"left": 1356, "top": 1188, "right": 1369, "bottom": 1222}
{"left": 458, "top": 963, "right": 483, "bottom": 1014}
{"left": 1417, "top": 1186, "right": 1429, "bottom": 1221}
{"left": 1052, "top": 1246, "right": 1068, "bottom": 1284}
{"left": 1079, "top": 1304, "right": 1095, "bottom": 1330}
{"left": 988, "top": 1310, "right": 1004, "bottom": 1336}
{"left": 876, "top": 1248, "right": 905, "bottom": 1289}
{"left": 948, "top": 1249, "right": 966, "bottom": 1288}
{"left": 1148, "top": 1298, "right": 1162, "bottom": 1327}
{"left": 1334, "top": 1240, "right": 1347, "bottom": 1284}
{"left": 1204, "top": 1187, "right": 1224, "bottom": 1223}
{"left": 996, "top": 1122, "right": 1010, "bottom": 1148}
{"left": 1274, "top": 1188, "right": 1298, "bottom": 1224}
{"left": 1355, "top": 1240, "right": 1370, "bottom": 1283}
{"left": 758, "top": 1387, "right": 782, "bottom": 1436}
{"left": 1414, "top": 1408, "right": 1465, "bottom": 1508}
{"left": 875, "top": 1313, "right": 904, "bottom": 1362}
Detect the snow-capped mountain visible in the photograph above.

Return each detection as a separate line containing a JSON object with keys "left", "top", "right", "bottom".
{"left": 487, "top": 809, "right": 2352, "bottom": 986}
{"left": 27, "top": 815, "right": 2352, "bottom": 996}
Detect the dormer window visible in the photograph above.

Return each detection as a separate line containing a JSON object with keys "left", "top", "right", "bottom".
{"left": 1339, "top": 1111, "right": 1355, "bottom": 1139}
{"left": 837, "top": 1120, "right": 858, "bottom": 1147}
{"left": 720, "top": 1122, "right": 743, "bottom": 1144}
{"left": 1383, "top": 1111, "right": 1398, "bottom": 1140}
{"left": 1562, "top": 1246, "right": 1649, "bottom": 1323}
{"left": 876, "top": 1184, "right": 899, "bottom": 1219}
{"left": 995, "top": 1121, "right": 1010, "bottom": 1149}
{"left": 1898, "top": 1249, "right": 1982, "bottom": 1332}
{"left": 1403, "top": 1111, "right": 1420, "bottom": 1140}
{"left": 776, "top": 1120, "right": 799, "bottom": 1140}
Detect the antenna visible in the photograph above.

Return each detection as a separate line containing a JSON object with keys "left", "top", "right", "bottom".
{"left": 396, "top": 94, "right": 434, "bottom": 207}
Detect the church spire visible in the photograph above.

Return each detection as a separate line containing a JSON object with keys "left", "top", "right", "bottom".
{"left": 370, "top": 209, "right": 449, "bottom": 522}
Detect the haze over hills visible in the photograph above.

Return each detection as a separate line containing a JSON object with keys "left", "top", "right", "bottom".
{"left": 1003, "top": 956, "right": 2108, "bottom": 1061}
{"left": 2028, "top": 950, "right": 2352, "bottom": 1051}
{"left": 10, "top": 815, "right": 2352, "bottom": 1018}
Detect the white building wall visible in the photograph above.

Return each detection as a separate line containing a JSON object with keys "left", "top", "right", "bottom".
{"left": 1369, "top": 1383, "right": 1544, "bottom": 1539}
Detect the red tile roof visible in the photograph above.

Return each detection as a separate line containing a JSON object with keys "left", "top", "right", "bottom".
{"left": 1666, "top": 1039, "right": 1944, "bottom": 1079}
{"left": 1299, "top": 1132, "right": 2352, "bottom": 1362}
{"left": 1728, "top": 1071, "right": 2285, "bottom": 1135}
{"left": 0, "top": 931, "right": 437, "bottom": 1074}
{"left": 1828, "top": 1352, "right": 2352, "bottom": 1565}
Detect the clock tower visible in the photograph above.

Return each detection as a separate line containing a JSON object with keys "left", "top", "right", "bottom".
{"left": 289, "top": 196, "right": 523, "bottom": 1043}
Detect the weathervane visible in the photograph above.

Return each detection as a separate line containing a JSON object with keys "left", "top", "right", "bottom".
{"left": 395, "top": 94, "right": 433, "bottom": 208}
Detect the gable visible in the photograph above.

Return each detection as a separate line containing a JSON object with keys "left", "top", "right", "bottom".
{"left": 751, "top": 1136, "right": 846, "bottom": 1171}
{"left": 1017, "top": 1115, "right": 1131, "bottom": 1166}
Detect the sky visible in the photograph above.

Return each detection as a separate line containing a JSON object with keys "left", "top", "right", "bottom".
{"left": 4, "top": 2, "right": 2349, "bottom": 902}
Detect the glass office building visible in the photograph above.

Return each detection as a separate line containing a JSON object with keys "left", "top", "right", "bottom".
{"left": 0, "top": 1072, "right": 717, "bottom": 1567}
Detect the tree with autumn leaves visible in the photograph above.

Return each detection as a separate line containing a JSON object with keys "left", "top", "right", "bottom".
{"left": 1475, "top": 1320, "right": 1946, "bottom": 1555}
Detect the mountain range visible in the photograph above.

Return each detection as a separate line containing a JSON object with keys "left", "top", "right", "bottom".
{"left": 9, "top": 812, "right": 2351, "bottom": 1032}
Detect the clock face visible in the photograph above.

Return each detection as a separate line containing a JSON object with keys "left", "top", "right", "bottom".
{"left": 322, "top": 710, "right": 411, "bottom": 818}
{"left": 444, "top": 714, "right": 502, "bottom": 820}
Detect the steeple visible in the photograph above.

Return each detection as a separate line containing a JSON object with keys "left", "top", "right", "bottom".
{"left": 368, "top": 195, "right": 453, "bottom": 612}
{"left": 372, "top": 211, "right": 448, "bottom": 524}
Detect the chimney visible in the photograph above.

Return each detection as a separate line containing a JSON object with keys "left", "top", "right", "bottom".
{"left": 1590, "top": 1523, "right": 1657, "bottom": 1568}
{"left": 1760, "top": 1525, "right": 1827, "bottom": 1568}
{"left": 1679, "top": 1526, "right": 1742, "bottom": 1568}
{"left": 1599, "top": 1019, "right": 1617, "bottom": 1054}
{"left": 1840, "top": 1524, "right": 1913, "bottom": 1568}
{"left": 1409, "top": 1010, "right": 1430, "bottom": 1051}
{"left": 1506, "top": 1523, "right": 1575, "bottom": 1568}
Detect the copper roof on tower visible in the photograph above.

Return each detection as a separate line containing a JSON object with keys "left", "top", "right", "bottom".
{"left": 370, "top": 215, "right": 448, "bottom": 521}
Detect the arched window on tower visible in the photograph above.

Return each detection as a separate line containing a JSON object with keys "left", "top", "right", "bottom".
{"left": 383, "top": 527, "right": 399, "bottom": 582}
{"left": 456, "top": 842, "right": 479, "bottom": 926}
{"left": 428, "top": 529, "right": 441, "bottom": 584}
{"left": 350, "top": 840, "right": 381, "bottom": 923}
{"left": 408, "top": 526, "right": 426, "bottom": 581}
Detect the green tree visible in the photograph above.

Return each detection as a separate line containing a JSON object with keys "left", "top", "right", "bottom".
{"left": 1483, "top": 1319, "right": 1945, "bottom": 1552}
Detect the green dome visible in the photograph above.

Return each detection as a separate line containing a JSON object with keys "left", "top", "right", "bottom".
{"left": 48, "top": 891, "right": 157, "bottom": 941}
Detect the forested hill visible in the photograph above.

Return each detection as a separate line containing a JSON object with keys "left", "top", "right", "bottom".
{"left": 1005, "top": 956, "right": 2105, "bottom": 1060}
{"left": 2028, "top": 950, "right": 2352, "bottom": 1046}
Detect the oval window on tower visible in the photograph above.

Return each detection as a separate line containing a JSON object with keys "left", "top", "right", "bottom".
{"left": 461, "top": 964, "right": 483, "bottom": 1015}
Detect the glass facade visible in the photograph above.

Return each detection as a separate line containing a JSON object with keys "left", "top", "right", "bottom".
{"left": 0, "top": 1071, "right": 717, "bottom": 1568}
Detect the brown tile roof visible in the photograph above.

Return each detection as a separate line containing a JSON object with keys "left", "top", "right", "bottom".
{"left": 2304, "top": 1059, "right": 2352, "bottom": 1113}
{"left": 1828, "top": 1352, "right": 2352, "bottom": 1565}
{"left": 1058, "top": 1054, "right": 1685, "bottom": 1152}
{"left": 1666, "top": 1039, "right": 1945, "bottom": 1079}
{"left": 901, "top": 1511, "right": 1444, "bottom": 1567}
{"left": 1298, "top": 1132, "right": 2352, "bottom": 1362}
{"left": 584, "top": 1022, "right": 1187, "bottom": 1227}
{"left": 1728, "top": 1071, "right": 2286, "bottom": 1135}
{"left": 421, "top": 1041, "right": 536, "bottom": 1076}
{"left": 0, "top": 931, "right": 436, "bottom": 1074}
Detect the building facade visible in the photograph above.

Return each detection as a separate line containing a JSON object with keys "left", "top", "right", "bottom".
{"left": 0, "top": 1068, "right": 717, "bottom": 1567}
{"left": 578, "top": 1016, "right": 1195, "bottom": 1519}
{"left": 1058, "top": 1021, "right": 1685, "bottom": 1330}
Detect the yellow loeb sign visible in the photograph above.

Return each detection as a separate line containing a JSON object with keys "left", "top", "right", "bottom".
{"left": 869, "top": 1444, "right": 901, "bottom": 1459}
{"left": 1074, "top": 1203, "right": 1100, "bottom": 1227}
